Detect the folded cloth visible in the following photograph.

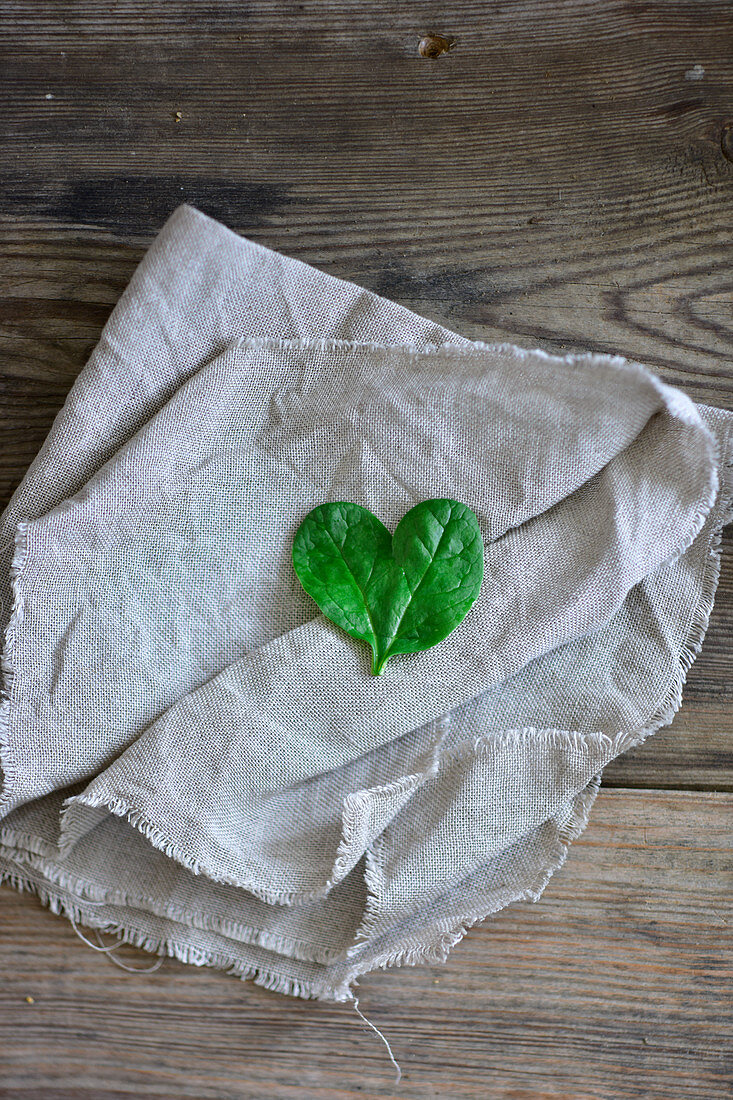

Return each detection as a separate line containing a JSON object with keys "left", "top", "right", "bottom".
{"left": 0, "top": 205, "right": 730, "bottom": 1000}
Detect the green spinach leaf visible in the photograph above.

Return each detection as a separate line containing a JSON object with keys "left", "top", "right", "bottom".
{"left": 292, "top": 499, "right": 484, "bottom": 675}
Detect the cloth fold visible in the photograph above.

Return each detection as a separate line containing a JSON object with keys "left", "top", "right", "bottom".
{"left": 0, "top": 205, "right": 730, "bottom": 1000}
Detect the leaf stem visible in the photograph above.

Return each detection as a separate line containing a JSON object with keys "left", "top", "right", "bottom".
{"left": 371, "top": 651, "right": 388, "bottom": 676}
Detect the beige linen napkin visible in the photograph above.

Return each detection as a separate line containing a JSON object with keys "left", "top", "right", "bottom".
{"left": 0, "top": 205, "right": 730, "bottom": 1000}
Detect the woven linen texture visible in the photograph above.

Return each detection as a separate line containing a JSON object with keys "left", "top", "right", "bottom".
{"left": 0, "top": 205, "right": 731, "bottom": 1000}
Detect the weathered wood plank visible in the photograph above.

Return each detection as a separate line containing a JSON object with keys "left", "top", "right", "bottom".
{"left": 1, "top": 2, "right": 732, "bottom": 1095}
{"left": 1, "top": 0, "right": 733, "bottom": 394}
{"left": 0, "top": 789, "right": 730, "bottom": 1099}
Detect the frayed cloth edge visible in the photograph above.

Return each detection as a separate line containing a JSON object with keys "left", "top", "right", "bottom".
{"left": 0, "top": 520, "right": 31, "bottom": 818}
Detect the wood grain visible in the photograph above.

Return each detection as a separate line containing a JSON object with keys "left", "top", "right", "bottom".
{"left": 0, "top": 3, "right": 732, "bottom": 1096}
{"left": 2, "top": 1, "right": 733, "bottom": 400}
{"left": 0, "top": 789, "right": 730, "bottom": 1100}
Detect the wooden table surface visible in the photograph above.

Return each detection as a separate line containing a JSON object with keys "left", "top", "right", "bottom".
{"left": 1, "top": 3, "right": 731, "bottom": 1098}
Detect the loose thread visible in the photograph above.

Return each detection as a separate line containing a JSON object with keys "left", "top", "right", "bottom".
{"left": 67, "top": 910, "right": 163, "bottom": 972}
{"left": 68, "top": 912, "right": 113, "bottom": 952}
{"left": 352, "top": 996, "right": 402, "bottom": 1084}
{"left": 94, "top": 930, "right": 164, "bottom": 973}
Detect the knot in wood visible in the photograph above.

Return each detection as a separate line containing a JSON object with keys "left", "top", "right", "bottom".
{"left": 418, "top": 34, "right": 455, "bottom": 59}
{"left": 721, "top": 123, "right": 733, "bottom": 164}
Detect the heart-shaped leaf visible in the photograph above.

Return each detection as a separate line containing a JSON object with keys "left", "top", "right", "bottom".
{"left": 292, "top": 499, "right": 484, "bottom": 675}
